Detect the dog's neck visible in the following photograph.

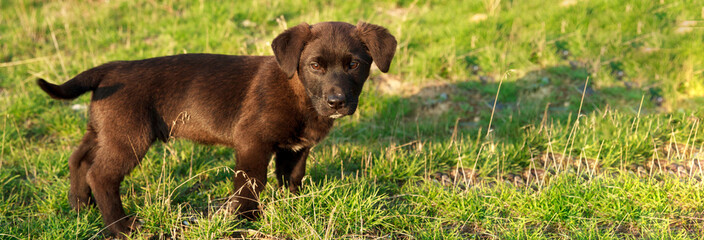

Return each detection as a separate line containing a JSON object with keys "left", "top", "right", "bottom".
{"left": 288, "top": 72, "right": 309, "bottom": 111}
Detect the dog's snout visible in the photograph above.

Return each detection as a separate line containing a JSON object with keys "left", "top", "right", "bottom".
{"left": 326, "top": 93, "right": 346, "bottom": 110}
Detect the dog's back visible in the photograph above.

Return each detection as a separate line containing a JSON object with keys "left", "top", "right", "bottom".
{"left": 39, "top": 54, "right": 283, "bottom": 144}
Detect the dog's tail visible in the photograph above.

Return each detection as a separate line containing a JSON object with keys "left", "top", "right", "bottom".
{"left": 37, "top": 63, "right": 114, "bottom": 100}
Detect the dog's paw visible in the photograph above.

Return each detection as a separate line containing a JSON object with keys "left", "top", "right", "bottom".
{"left": 68, "top": 193, "right": 95, "bottom": 211}
{"left": 220, "top": 198, "right": 262, "bottom": 220}
{"left": 109, "top": 217, "right": 143, "bottom": 239}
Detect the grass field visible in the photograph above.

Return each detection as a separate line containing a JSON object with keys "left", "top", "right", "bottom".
{"left": 2, "top": 0, "right": 704, "bottom": 239}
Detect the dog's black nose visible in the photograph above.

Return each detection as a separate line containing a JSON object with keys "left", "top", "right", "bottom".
{"left": 326, "top": 94, "right": 346, "bottom": 110}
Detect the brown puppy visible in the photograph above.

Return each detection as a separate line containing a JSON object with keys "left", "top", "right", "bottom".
{"left": 37, "top": 22, "right": 396, "bottom": 236}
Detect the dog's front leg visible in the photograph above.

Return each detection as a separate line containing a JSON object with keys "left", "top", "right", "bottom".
{"left": 274, "top": 148, "right": 309, "bottom": 194}
{"left": 227, "top": 145, "right": 273, "bottom": 219}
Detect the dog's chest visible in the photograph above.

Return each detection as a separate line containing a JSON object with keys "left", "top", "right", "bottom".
{"left": 281, "top": 138, "right": 315, "bottom": 152}
{"left": 279, "top": 117, "right": 334, "bottom": 152}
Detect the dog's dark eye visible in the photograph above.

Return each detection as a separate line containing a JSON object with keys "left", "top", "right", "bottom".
{"left": 349, "top": 61, "right": 359, "bottom": 70}
{"left": 310, "top": 62, "right": 322, "bottom": 71}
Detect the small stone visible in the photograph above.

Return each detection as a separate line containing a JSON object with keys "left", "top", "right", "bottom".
{"left": 654, "top": 97, "right": 664, "bottom": 106}
{"left": 615, "top": 70, "right": 625, "bottom": 80}
{"left": 579, "top": 85, "right": 595, "bottom": 95}
{"left": 438, "top": 92, "right": 448, "bottom": 101}
{"left": 513, "top": 175, "right": 525, "bottom": 186}
{"left": 540, "top": 77, "right": 550, "bottom": 85}
{"left": 636, "top": 166, "right": 647, "bottom": 176}
{"left": 561, "top": 50, "right": 570, "bottom": 59}
{"left": 471, "top": 65, "right": 481, "bottom": 74}
{"left": 569, "top": 60, "right": 584, "bottom": 69}
{"left": 479, "top": 75, "right": 494, "bottom": 84}
{"left": 624, "top": 81, "right": 634, "bottom": 89}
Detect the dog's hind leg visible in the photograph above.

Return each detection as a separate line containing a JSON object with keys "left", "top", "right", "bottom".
{"left": 68, "top": 125, "right": 98, "bottom": 211}
{"left": 86, "top": 129, "right": 153, "bottom": 236}
{"left": 274, "top": 148, "right": 309, "bottom": 194}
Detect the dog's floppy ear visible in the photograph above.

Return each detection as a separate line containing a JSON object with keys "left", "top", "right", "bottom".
{"left": 271, "top": 22, "right": 312, "bottom": 78}
{"left": 355, "top": 22, "right": 397, "bottom": 73}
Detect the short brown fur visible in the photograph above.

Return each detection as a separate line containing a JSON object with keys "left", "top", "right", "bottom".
{"left": 37, "top": 22, "right": 396, "bottom": 237}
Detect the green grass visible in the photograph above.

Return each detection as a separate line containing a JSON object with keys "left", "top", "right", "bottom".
{"left": 2, "top": 0, "right": 704, "bottom": 239}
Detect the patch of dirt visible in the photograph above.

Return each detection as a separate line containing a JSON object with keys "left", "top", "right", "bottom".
{"left": 624, "top": 141, "right": 704, "bottom": 178}
{"left": 594, "top": 222, "right": 642, "bottom": 238}
{"left": 429, "top": 141, "right": 704, "bottom": 191}
{"left": 543, "top": 222, "right": 567, "bottom": 237}
{"left": 656, "top": 141, "right": 703, "bottom": 160}
{"left": 372, "top": 74, "right": 488, "bottom": 119}
{"left": 420, "top": 142, "right": 704, "bottom": 238}
{"left": 628, "top": 159, "right": 701, "bottom": 179}
{"left": 372, "top": 60, "right": 602, "bottom": 120}
{"left": 536, "top": 152, "right": 601, "bottom": 174}
{"left": 669, "top": 212, "right": 704, "bottom": 236}
{"left": 372, "top": 74, "right": 406, "bottom": 95}
{"left": 458, "top": 222, "right": 491, "bottom": 239}
{"left": 413, "top": 82, "right": 485, "bottom": 119}
{"left": 615, "top": 222, "right": 641, "bottom": 238}
{"left": 453, "top": 219, "right": 701, "bottom": 238}
{"left": 227, "top": 229, "right": 286, "bottom": 240}
{"left": 431, "top": 167, "right": 477, "bottom": 190}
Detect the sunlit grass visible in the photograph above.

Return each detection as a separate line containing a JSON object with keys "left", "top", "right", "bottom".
{"left": 2, "top": 0, "right": 704, "bottom": 238}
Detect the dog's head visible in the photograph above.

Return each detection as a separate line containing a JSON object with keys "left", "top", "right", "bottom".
{"left": 272, "top": 22, "right": 397, "bottom": 119}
